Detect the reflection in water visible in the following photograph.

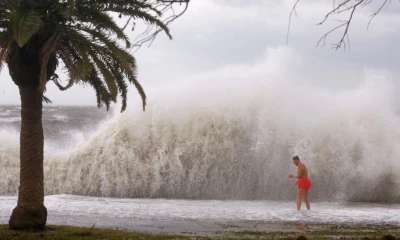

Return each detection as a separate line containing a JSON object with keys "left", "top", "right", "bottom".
{"left": 296, "top": 222, "right": 309, "bottom": 232}
{"left": 295, "top": 223, "right": 308, "bottom": 240}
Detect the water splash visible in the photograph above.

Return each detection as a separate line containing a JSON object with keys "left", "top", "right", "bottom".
{"left": 1, "top": 48, "right": 399, "bottom": 202}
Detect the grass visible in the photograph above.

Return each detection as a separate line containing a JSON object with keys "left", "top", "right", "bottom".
{"left": 0, "top": 224, "right": 399, "bottom": 240}
{"left": 229, "top": 224, "right": 400, "bottom": 240}
{"left": 0, "top": 225, "right": 207, "bottom": 240}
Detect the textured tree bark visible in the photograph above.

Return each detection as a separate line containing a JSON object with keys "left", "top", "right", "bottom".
{"left": 9, "top": 86, "right": 47, "bottom": 230}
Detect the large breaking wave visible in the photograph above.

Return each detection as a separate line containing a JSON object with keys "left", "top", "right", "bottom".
{"left": 1, "top": 47, "right": 399, "bottom": 202}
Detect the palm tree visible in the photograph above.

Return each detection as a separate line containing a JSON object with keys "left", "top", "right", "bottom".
{"left": 0, "top": 0, "right": 187, "bottom": 230}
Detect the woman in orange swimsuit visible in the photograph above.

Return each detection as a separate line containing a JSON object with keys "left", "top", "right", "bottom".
{"left": 288, "top": 156, "right": 311, "bottom": 210}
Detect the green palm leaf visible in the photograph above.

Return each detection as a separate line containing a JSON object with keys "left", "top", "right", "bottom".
{"left": 11, "top": 9, "right": 40, "bottom": 47}
{"left": 91, "top": 53, "right": 118, "bottom": 101}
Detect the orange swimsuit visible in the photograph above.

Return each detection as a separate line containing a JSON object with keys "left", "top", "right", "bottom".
{"left": 297, "top": 177, "right": 311, "bottom": 190}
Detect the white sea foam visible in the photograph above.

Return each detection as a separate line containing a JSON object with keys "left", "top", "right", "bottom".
{"left": 0, "top": 47, "right": 399, "bottom": 202}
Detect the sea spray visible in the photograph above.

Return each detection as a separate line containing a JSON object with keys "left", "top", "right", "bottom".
{"left": 1, "top": 48, "right": 399, "bottom": 202}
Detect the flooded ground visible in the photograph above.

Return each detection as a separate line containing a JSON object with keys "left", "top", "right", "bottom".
{"left": 1, "top": 195, "right": 399, "bottom": 234}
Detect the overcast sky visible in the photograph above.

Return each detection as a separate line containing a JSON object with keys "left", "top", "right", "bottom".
{"left": 0, "top": 0, "right": 399, "bottom": 107}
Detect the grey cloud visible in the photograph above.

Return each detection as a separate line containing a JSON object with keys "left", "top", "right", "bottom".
{"left": 1, "top": 0, "right": 399, "bottom": 106}
{"left": 140, "top": 0, "right": 399, "bottom": 75}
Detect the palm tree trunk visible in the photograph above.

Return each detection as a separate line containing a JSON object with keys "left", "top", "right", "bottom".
{"left": 9, "top": 86, "right": 47, "bottom": 230}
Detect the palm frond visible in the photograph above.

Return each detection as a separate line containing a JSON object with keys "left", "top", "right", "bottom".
{"left": 64, "top": 27, "right": 143, "bottom": 110}
{"left": 52, "top": 74, "right": 74, "bottom": 91}
{"left": 2, "top": 0, "right": 20, "bottom": 12}
{"left": 128, "top": 9, "right": 172, "bottom": 40}
{"left": 105, "top": 1, "right": 163, "bottom": 16}
{"left": 39, "top": 32, "right": 62, "bottom": 92}
{"left": 0, "top": 38, "right": 12, "bottom": 73}
{"left": 57, "top": 43, "right": 77, "bottom": 85}
{"left": 88, "top": 45, "right": 130, "bottom": 111}
{"left": 74, "top": 10, "right": 131, "bottom": 48}
{"left": 125, "top": 61, "right": 146, "bottom": 111}
{"left": 85, "top": 67, "right": 112, "bottom": 110}
{"left": 113, "top": 69, "right": 129, "bottom": 112}
{"left": 91, "top": 52, "right": 118, "bottom": 101}
{"left": 62, "top": 0, "right": 75, "bottom": 18}
{"left": 11, "top": 9, "right": 41, "bottom": 47}
{"left": 42, "top": 94, "right": 52, "bottom": 104}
